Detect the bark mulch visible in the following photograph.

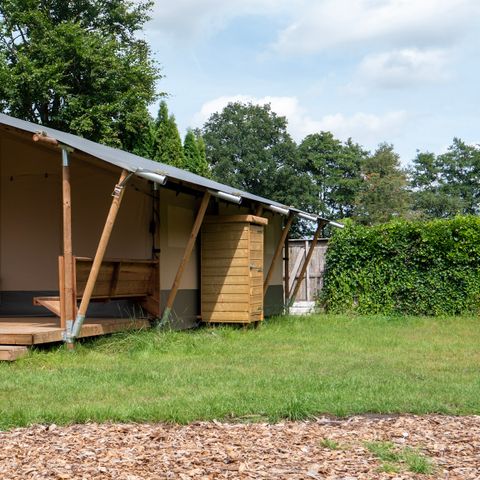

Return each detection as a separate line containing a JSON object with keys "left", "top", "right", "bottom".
{"left": 0, "top": 415, "right": 478, "bottom": 479}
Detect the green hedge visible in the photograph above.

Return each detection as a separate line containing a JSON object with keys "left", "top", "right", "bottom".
{"left": 320, "top": 216, "right": 480, "bottom": 315}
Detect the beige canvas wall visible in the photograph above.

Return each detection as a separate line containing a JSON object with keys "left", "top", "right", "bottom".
{"left": 263, "top": 213, "right": 283, "bottom": 285}
{"left": 0, "top": 134, "right": 62, "bottom": 290}
{"left": 0, "top": 131, "right": 151, "bottom": 292}
{"left": 70, "top": 165, "right": 151, "bottom": 261}
{"left": 0, "top": 128, "right": 284, "bottom": 303}
{"left": 159, "top": 189, "right": 198, "bottom": 290}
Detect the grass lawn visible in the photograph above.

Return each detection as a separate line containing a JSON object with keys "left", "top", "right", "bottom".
{"left": 0, "top": 314, "right": 479, "bottom": 429}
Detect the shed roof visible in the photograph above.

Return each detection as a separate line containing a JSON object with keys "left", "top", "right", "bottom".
{"left": 0, "top": 113, "right": 337, "bottom": 225}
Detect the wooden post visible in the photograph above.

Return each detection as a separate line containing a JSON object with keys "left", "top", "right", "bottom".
{"left": 67, "top": 169, "right": 130, "bottom": 343}
{"left": 255, "top": 205, "right": 264, "bottom": 216}
{"left": 61, "top": 150, "right": 75, "bottom": 329}
{"left": 288, "top": 221, "right": 325, "bottom": 305}
{"left": 305, "top": 239, "right": 310, "bottom": 301}
{"left": 161, "top": 191, "right": 211, "bottom": 325}
{"left": 58, "top": 256, "right": 66, "bottom": 327}
{"left": 284, "top": 232, "right": 290, "bottom": 306}
{"left": 263, "top": 212, "right": 294, "bottom": 296}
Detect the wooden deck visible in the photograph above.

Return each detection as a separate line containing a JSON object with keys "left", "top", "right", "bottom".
{"left": 0, "top": 345, "right": 28, "bottom": 361}
{"left": 0, "top": 317, "right": 151, "bottom": 346}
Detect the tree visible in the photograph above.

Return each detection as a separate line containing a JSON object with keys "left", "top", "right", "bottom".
{"left": 194, "top": 131, "right": 210, "bottom": 178}
{"left": 183, "top": 129, "right": 210, "bottom": 177}
{"left": 409, "top": 150, "right": 464, "bottom": 218}
{"left": 354, "top": 143, "right": 410, "bottom": 225}
{"left": 410, "top": 139, "right": 480, "bottom": 218}
{"left": 298, "top": 132, "right": 366, "bottom": 218}
{"left": 183, "top": 130, "right": 200, "bottom": 167}
{"left": 131, "top": 119, "right": 156, "bottom": 159}
{"left": 438, "top": 139, "right": 480, "bottom": 215}
{"left": 0, "top": 0, "right": 160, "bottom": 151}
{"left": 152, "top": 101, "right": 185, "bottom": 168}
{"left": 202, "top": 102, "right": 318, "bottom": 236}
{"left": 202, "top": 102, "right": 315, "bottom": 207}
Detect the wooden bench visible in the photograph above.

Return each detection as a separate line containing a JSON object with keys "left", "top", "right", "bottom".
{"left": 34, "top": 256, "right": 159, "bottom": 321}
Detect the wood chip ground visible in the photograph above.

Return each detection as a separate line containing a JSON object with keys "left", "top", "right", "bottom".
{"left": 0, "top": 415, "right": 478, "bottom": 479}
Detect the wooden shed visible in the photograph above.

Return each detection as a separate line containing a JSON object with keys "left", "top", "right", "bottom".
{"left": 0, "top": 112, "right": 335, "bottom": 359}
{"left": 201, "top": 215, "right": 267, "bottom": 324}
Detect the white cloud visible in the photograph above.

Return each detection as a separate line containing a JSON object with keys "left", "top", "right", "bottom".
{"left": 311, "top": 111, "right": 408, "bottom": 144}
{"left": 273, "top": 0, "right": 479, "bottom": 54}
{"left": 146, "top": 0, "right": 294, "bottom": 42}
{"left": 193, "top": 94, "right": 300, "bottom": 127}
{"left": 192, "top": 94, "right": 408, "bottom": 147}
{"left": 357, "top": 48, "right": 452, "bottom": 88}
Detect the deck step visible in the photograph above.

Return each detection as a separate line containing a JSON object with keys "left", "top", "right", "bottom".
{"left": 33, "top": 296, "right": 62, "bottom": 316}
{"left": 0, "top": 345, "right": 28, "bottom": 361}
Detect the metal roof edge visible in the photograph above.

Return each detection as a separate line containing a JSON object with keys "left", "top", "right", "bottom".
{"left": 0, "top": 113, "right": 343, "bottom": 228}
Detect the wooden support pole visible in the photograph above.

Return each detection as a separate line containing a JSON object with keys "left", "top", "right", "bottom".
{"left": 67, "top": 169, "right": 130, "bottom": 343}
{"left": 305, "top": 238, "right": 310, "bottom": 301}
{"left": 288, "top": 221, "right": 325, "bottom": 305}
{"left": 58, "top": 256, "right": 66, "bottom": 327}
{"left": 284, "top": 231, "right": 290, "bottom": 306}
{"left": 62, "top": 151, "right": 75, "bottom": 329}
{"left": 161, "top": 191, "right": 211, "bottom": 325}
{"left": 255, "top": 205, "right": 264, "bottom": 216}
{"left": 263, "top": 212, "right": 294, "bottom": 296}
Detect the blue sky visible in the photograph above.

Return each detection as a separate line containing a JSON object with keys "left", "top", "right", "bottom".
{"left": 143, "top": 0, "right": 480, "bottom": 165}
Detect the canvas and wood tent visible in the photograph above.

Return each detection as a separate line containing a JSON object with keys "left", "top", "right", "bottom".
{"left": 0, "top": 113, "right": 336, "bottom": 359}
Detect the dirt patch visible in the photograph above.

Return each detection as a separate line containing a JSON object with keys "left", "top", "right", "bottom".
{"left": 0, "top": 415, "right": 478, "bottom": 479}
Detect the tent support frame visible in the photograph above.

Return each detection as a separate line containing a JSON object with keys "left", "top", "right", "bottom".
{"left": 160, "top": 191, "right": 211, "bottom": 326}
{"left": 263, "top": 212, "right": 295, "bottom": 297}
{"left": 65, "top": 169, "right": 131, "bottom": 346}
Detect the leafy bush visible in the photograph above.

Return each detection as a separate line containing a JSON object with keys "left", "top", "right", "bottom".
{"left": 321, "top": 216, "right": 480, "bottom": 315}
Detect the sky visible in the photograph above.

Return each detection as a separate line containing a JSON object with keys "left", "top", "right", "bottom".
{"left": 143, "top": 0, "right": 480, "bottom": 165}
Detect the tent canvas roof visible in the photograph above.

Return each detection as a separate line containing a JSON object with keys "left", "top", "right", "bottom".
{"left": 0, "top": 113, "right": 334, "bottom": 224}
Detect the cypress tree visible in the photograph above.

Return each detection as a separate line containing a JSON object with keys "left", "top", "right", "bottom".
{"left": 195, "top": 133, "right": 211, "bottom": 178}
{"left": 183, "top": 130, "right": 200, "bottom": 171}
{"left": 153, "top": 101, "right": 185, "bottom": 168}
{"left": 132, "top": 118, "right": 156, "bottom": 159}
{"left": 183, "top": 129, "right": 210, "bottom": 177}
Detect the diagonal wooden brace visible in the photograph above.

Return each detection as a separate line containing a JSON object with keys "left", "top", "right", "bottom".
{"left": 288, "top": 220, "right": 326, "bottom": 305}
{"left": 160, "top": 191, "right": 211, "bottom": 325}
{"left": 65, "top": 169, "right": 131, "bottom": 344}
{"left": 264, "top": 212, "right": 295, "bottom": 297}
